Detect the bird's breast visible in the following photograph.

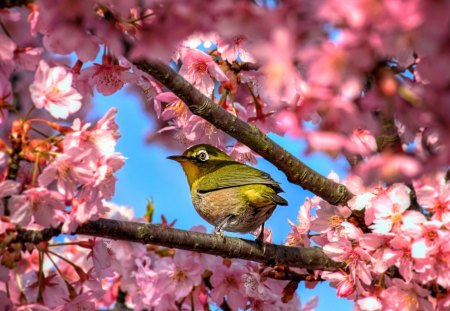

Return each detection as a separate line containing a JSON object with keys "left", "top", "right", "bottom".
{"left": 191, "top": 186, "right": 276, "bottom": 233}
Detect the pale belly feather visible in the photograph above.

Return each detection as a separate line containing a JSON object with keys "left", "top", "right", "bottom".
{"left": 192, "top": 187, "right": 276, "bottom": 233}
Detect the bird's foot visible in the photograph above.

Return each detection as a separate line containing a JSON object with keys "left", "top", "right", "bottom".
{"left": 214, "top": 215, "right": 234, "bottom": 240}
{"left": 213, "top": 227, "right": 225, "bottom": 240}
{"left": 256, "top": 224, "right": 267, "bottom": 254}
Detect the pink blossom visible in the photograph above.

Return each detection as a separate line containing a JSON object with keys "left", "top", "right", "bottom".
{"left": 310, "top": 198, "right": 354, "bottom": 240}
{"left": 306, "top": 131, "right": 350, "bottom": 156}
{"left": 88, "top": 63, "right": 136, "bottom": 96}
{"left": 414, "top": 173, "right": 450, "bottom": 226}
{"left": 229, "top": 142, "right": 257, "bottom": 164}
{"left": 210, "top": 260, "right": 248, "bottom": 310}
{"left": 370, "top": 183, "right": 413, "bottom": 233}
{"left": 154, "top": 250, "right": 203, "bottom": 301}
{"left": 251, "top": 27, "right": 301, "bottom": 105}
{"left": 350, "top": 129, "right": 377, "bottom": 156}
{"left": 132, "top": 256, "right": 161, "bottom": 307}
{"left": 29, "top": 60, "right": 83, "bottom": 119}
{"left": 275, "top": 110, "right": 303, "bottom": 137}
{"left": 179, "top": 48, "right": 228, "bottom": 95}
{"left": 72, "top": 188, "right": 109, "bottom": 225}
{"left": 306, "top": 129, "right": 376, "bottom": 157}
{"left": 93, "top": 152, "right": 125, "bottom": 200}
{"left": 0, "top": 8, "right": 21, "bottom": 22}
{"left": 217, "top": 35, "right": 254, "bottom": 62}
{"left": 322, "top": 271, "right": 355, "bottom": 298}
{"left": 355, "top": 154, "right": 422, "bottom": 185}
{"left": 286, "top": 199, "right": 312, "bottom": 247}
{"left": 23, "top": 272, "right": 70, "bottom": 308}
{"left": 302, "top": 41, "right": 371, "bottom": 100}
{"left": 182, "top": 32, "right": 220, "bottom": 50}
{"left": 54, "top": 291, "right": 97, "bottom": 311}
{"left": 355, "top": 296, "right": 383, "bottom": 311}
{"left": 405, "top": 220, "right": 443, "bottom": 258}
{"left": 15, "top": 47, "right": 43, "bottom": 71}
{"left": 182, "top": 284, "right": 210, "bottom": 310}
{"left": 0, "top": 71, "right": 12, "bottom": 126}
{"left": 64, "top": 108, "right": 120, "bottom": 159}
{"left": 359, "top": 232, "right": 397, "bottom": 274}
{"left": 0, "top": 33, "right": 16, "bottom": 61}
{"left": 38, "top": 147, "right": 94, "bottom": 196}
{"left": 85, "top": 238, "right": 114, "bottom": 278}
{"left": 137, "top": 74, "right": 163, "bottom": 118}
{"left": 36, "top": 0, "right": 100, "bottom": 62}
{"left": 431, "top": 239, "right": 450, "bottom": 288}
{"left": 388, "top": 234, "right": 414, "bottom": 282}
{"left": 0, "top": 291, "right": 13, "bottom": 311}
{"left": 323, "top": 239, "right": 372, "bottom": 285}
{"left": 380, "top": 278, "right": 433, "bottom": 311}
{"left": 157, "top": 92, "right": 193, "bottom": 134}
{"left": 9, "top": 187, "right": 65, "bottom": 227}
{"left": 242, "top": 270, "right": 279, "bottom": 302}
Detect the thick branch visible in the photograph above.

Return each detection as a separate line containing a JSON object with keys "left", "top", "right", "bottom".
{"left": 17, "top": 218, "right": 344, "bottom": 271}
{"left": 136, "top": 60, "right": 353, "bottom": 205}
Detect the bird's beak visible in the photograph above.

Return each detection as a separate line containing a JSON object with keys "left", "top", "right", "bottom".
{"left": 167, "top": 155, "right": 187, "bottom": 162}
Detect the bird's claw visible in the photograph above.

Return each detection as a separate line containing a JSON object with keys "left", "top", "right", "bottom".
{"left": 213, "top": 227, "right": 225, "bottom": 240}
{"left": 256, "top": 224, "right": 267, "bottom": 254}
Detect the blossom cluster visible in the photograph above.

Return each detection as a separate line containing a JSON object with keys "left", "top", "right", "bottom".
{"left": 287, "top": 172, "right": 450, "bottom": 310}
{"left": 1, "top": 201, "right": 316, "bottom": 310}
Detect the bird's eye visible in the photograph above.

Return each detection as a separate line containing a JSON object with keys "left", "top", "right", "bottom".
{"left": 196, "top": 150, "right": 209, "bottom": 162}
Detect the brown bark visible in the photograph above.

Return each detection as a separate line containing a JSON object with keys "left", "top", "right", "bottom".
{"left": 17, "top": 218, "right": 344, "bottom": 271}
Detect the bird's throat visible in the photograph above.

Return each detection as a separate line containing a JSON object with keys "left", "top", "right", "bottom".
{"left": 179, "top": 161, "right": 202, "bottom": 189}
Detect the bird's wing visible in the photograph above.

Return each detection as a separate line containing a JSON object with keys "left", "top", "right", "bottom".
{"left": 196, "top": 162, "right": 284, "bottom": 193}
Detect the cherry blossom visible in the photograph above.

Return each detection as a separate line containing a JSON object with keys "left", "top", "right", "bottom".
{"left": 414, "top": 173, "right": 450, "bottom": 226}
{"left": 369, "top": 183, "right": 412, "bottom": 233}
{"left": 322, "top": 271, "right": 355, "bottom": 298}
{"left": 154, "top": 250, "right": 203, "bottom": 300}
{"left": 9, "top": 187, "right": 65, "bottom": 227}
{"left": 210, "top": 259, "right": 248, "bottom": 310}
{"left": 23, "top": 272, "right": 70, "bottom": 308}
{"left": 380, "top": 278, "right": 433, "bottom": 311}
{"left": 179, "top": 48, "right": 228, "bottom": 95}
{"left": 286, "top": 199, "right": 312, "bottom": 247}
{"left": 29, "top": 60, "right": 83, "bottom": 119}
{"left": 0, "top": 33, "right": 16, "bottom": 62}
{"left": 86, "top": 60, "right": 136, "bottom": 96}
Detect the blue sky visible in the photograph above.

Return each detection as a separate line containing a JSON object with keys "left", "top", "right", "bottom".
{"left": 91, "top": 88, "right": 353, "bottom": 310}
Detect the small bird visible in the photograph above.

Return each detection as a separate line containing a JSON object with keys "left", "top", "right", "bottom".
{"left": 167, "top": 144, "right": 288, "bottom": 242}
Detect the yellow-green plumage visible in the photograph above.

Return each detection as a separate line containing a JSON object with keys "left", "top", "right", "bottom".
{"left": 168, "top": 144, "right": 288, "bottom": 235}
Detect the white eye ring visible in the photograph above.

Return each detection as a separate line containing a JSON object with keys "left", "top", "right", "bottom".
{"left": 196, "top": 150, "right": 209, "bottom": 162}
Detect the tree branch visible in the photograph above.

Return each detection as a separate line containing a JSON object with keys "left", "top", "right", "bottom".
{"left": 16, "top": 218, "right": 344, "bottom": 271}
{"left": 135, "top": 60, "right": 353, "bottom": 206}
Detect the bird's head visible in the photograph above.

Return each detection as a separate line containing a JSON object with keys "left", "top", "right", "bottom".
{"left": 167, "top": 144, "right": 232, "bottom": 188}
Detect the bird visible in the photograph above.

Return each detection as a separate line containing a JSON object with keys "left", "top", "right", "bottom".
{"left": 167, "top": 144, "right": 288, "bottom": 243}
